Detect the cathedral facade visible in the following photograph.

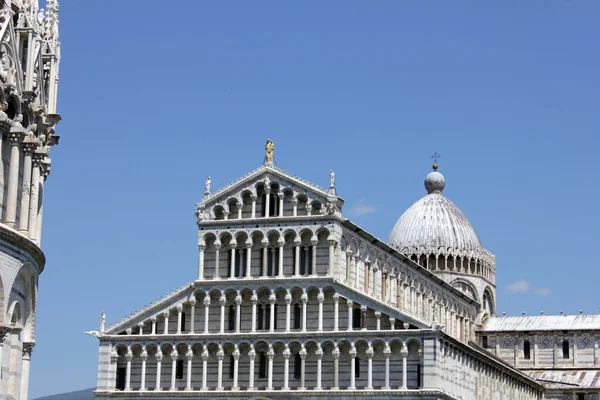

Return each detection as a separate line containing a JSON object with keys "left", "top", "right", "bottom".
{"left": 92, "top": 144, "right": 599, "bottom": 400}
{"left": 0, "top": 0, "right": 62, "bottom": 399}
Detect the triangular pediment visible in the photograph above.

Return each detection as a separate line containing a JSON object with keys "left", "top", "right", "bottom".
{"left": 197, "top": 164, "right": 343, "bottom": 214}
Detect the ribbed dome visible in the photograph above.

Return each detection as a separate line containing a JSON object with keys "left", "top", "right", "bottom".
{"left": 387, "top": 192, "right": 483, "bottom": 253}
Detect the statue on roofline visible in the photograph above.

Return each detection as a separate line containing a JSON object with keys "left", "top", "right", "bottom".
{"left": 265, "top": 139, "right": 274, "bottom": 164}
{"left": 100, "top": 311, "right": 106, "bottom": 333}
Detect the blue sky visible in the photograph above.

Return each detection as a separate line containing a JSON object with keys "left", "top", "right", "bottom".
{"left": 30, "top": 1, "right": 599, "bottom": 397}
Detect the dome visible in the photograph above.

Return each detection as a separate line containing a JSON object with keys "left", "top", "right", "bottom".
{"left": 387, "top": 192, "right": 483, "bottom": 253}
{"left": 387, "top": 167, "right": 484, "bottom": 254}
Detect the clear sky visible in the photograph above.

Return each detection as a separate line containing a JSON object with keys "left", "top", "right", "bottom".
{"left": 30, "top": 1, "right": 600, "bottom": 397}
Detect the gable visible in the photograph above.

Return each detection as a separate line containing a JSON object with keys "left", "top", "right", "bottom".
{"left": 197, "top": 165, "right": 343, "bottom": 220}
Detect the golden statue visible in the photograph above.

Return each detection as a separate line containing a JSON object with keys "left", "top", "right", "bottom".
{"left": 265, "top": 139, "right": 274, "bottom": 164}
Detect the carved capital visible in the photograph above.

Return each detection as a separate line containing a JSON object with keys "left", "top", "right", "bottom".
{"left": 203, "top": 297, "right": 211, "bottom": 306}
{"left": 22, "top": 342, "right": 34, "bottom": 359}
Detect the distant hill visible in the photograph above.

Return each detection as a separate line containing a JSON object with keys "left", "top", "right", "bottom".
{"left": 33, "top": 388, "right": 95, "bottom": 400}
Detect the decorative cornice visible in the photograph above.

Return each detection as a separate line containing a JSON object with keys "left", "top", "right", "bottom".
{"left": 0, "top": 223, "right": 45, "bottom": 270}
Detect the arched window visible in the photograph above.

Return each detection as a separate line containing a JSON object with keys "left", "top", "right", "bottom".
{"left": 181, "top": 312, "right": 186, "bottom": 333}
{"left": 293, "top": 303, "right": 301, "bottom": 330}
{"left": 229, "top": 354, "right": 235, "bottom": 379}
{"left": 523, "top": 340, "right": 531, "bottom": 360}
{"left": 354, "top": 357, "right": 360, "bottom": 377}
{"left": 257, "top": 305, "right": 264, "bottom": 330}
{"left": 258, "top": 352, "right": 267, "bottom": 379}
{"left": 228, "top": 305, "right": 235, "bottom": 331}
{"left": 294, "top": 353, "right": 301, "bottom": 379}
{"left": 176, "top": 359, "right": 184, "bottom": 379}
{"left": 353, "top": 307, "right": 362, "bottom": 329}
{"left": 273, "top": 304, "right": 278, "bottom": 330}
{"left": 562, "top": 339, "right": 570, "bottom": 359}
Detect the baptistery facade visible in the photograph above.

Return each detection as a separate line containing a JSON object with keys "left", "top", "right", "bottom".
{"left": 91, "top": 145, "right": 553, "bottom": 400}
{"left": 0, "top": 1, "right": 62, "bottom": 399}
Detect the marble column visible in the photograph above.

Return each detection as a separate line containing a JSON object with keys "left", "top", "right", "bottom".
{"left": 347, "top": 300, "right": 353, "bottom": 331}
{"left": 317, "top": 290, "right": 324, "bottom": 331}
{"left": 217, "top": 345, "right": 224, "bottom": 390}
{"left": 251, "top": 194, "right": 257, "bottom": 218}
{"left": 245, "top": 243, "right": 252, "bottom": 278}
{"left": 27, "top": 154, "right": 42, "bottom": 239}
{"left": 155, "top": 349, "right": 163, "bottom": 391}
{"left": 292, "top": 198, "right": 298, "bottom": 217}
{"left": 269, "top": 294, "right": 276, "bottom": 332}
{"left": 264, "top": 189, "right": 271, "bottom": 218}
{"left": 185, "top": 348, "right": 193, "bottom": 390}
{"left": 299, "top": 347, "right": 307, "bottom": 390}
{"left": 283, "top": 345, "right": 290, "bottom": 390}
{"left": 375, "top": 311, "right": 381, "bottom": 330}
{"left": 285, "top": 291, "right": 292, "bottom": 332}
{"left": 176, "top": 305, "right": 183, "bottom": 334}
{"left": 235, "top": 294, "right": 242, "bottom": 333}
{"left": 232, "top": 346, "right": 240, "bottom": 390}
{"left": 383, "top": 346, "right": 391, "bottom": 390}
{"left": 301, "top": 292, "right": 308, "bottom": 332}
{"left": 333, "top": 293, "right": 340, "bottom": 331}
{"left": 18, "top": 142, "right": 35, "bottom": 232}
{"left": 248, "top": 347, "right": 256, "bottom": 390}
{"left": 20, "top": 344, "right": 33, "bottom": 399}
{"left": 267, "top": 347, "right": 274, "bottom": 390}
{"left": 366, "top": 345, "right": 374, "bottom": 390}
{"left": 251, "top": 292, "right": 258, "bottom": 332}
{"left": 5, "top": 132, "right": 24, "bottom": 228}
{"left": 163, "top": 311, "right": 170, "bottom": 335}
{"left": 401, "top": 350, "right": 408, "bottom": 389}
{"left": 201, "top": 348, "right": 209, "bottom": 390}
{"left": 197, "top": 244, "right": 205, "bottom": 280}
{"left": 124, "top": 348, "right": 132, "bottom": 390}
{"left": 332, "top": 345, "right": 340, "bottom": 390}
{"left": 170, "top": 349, "right": 178, "bottom": 390}
{"left": 151, "top": 316, "right": 157, "bottom": 335}
{"left": 278, "top": 192, "right": 284, "bottom": 217}
{"left": 349, "top": 346, "right": 357, "bottom": 390}
{"left": 261, "top": 242, "right": 268, "bottom": 277}
{"left": 203, "top": 297, "right": 211, "bottom": 334}
{"left": 277, "top": 241, "right": 284, "bottom": 277}
{"left": 219, "top": 294, "right": 226, "bottom": 333}
{"left": 315, "top": 345, "right": 323, "bottom": 390}
{"left": 189, "top": 299, "right": 196, "bottom": 334}
{"left": 327, "top": 240, "right": 336, "bottom": 276}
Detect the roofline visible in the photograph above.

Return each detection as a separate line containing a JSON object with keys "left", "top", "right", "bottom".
{"left": 340, "top": 218, "right": 480, "bottom": 307}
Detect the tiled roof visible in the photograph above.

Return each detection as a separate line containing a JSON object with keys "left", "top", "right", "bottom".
{"left": 481, "top": 315, "right": 600, "bottom": 332}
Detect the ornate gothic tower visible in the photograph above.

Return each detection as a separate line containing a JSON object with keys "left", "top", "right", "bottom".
{"left": 0, "top": 0, "right": 61, "bottom": 399}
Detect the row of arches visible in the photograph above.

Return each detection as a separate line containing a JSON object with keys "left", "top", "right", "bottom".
{"left": 118, "top": 286, "right": 417, "bottom": 337}
{"left": 198, "top": 228, "right": 334, "bottom": 281}
{"left": 111, "top": 338, "right": 423, "bottom": 392}
{"left": 210, "top": 181, "right": 328, "bottom": 221}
